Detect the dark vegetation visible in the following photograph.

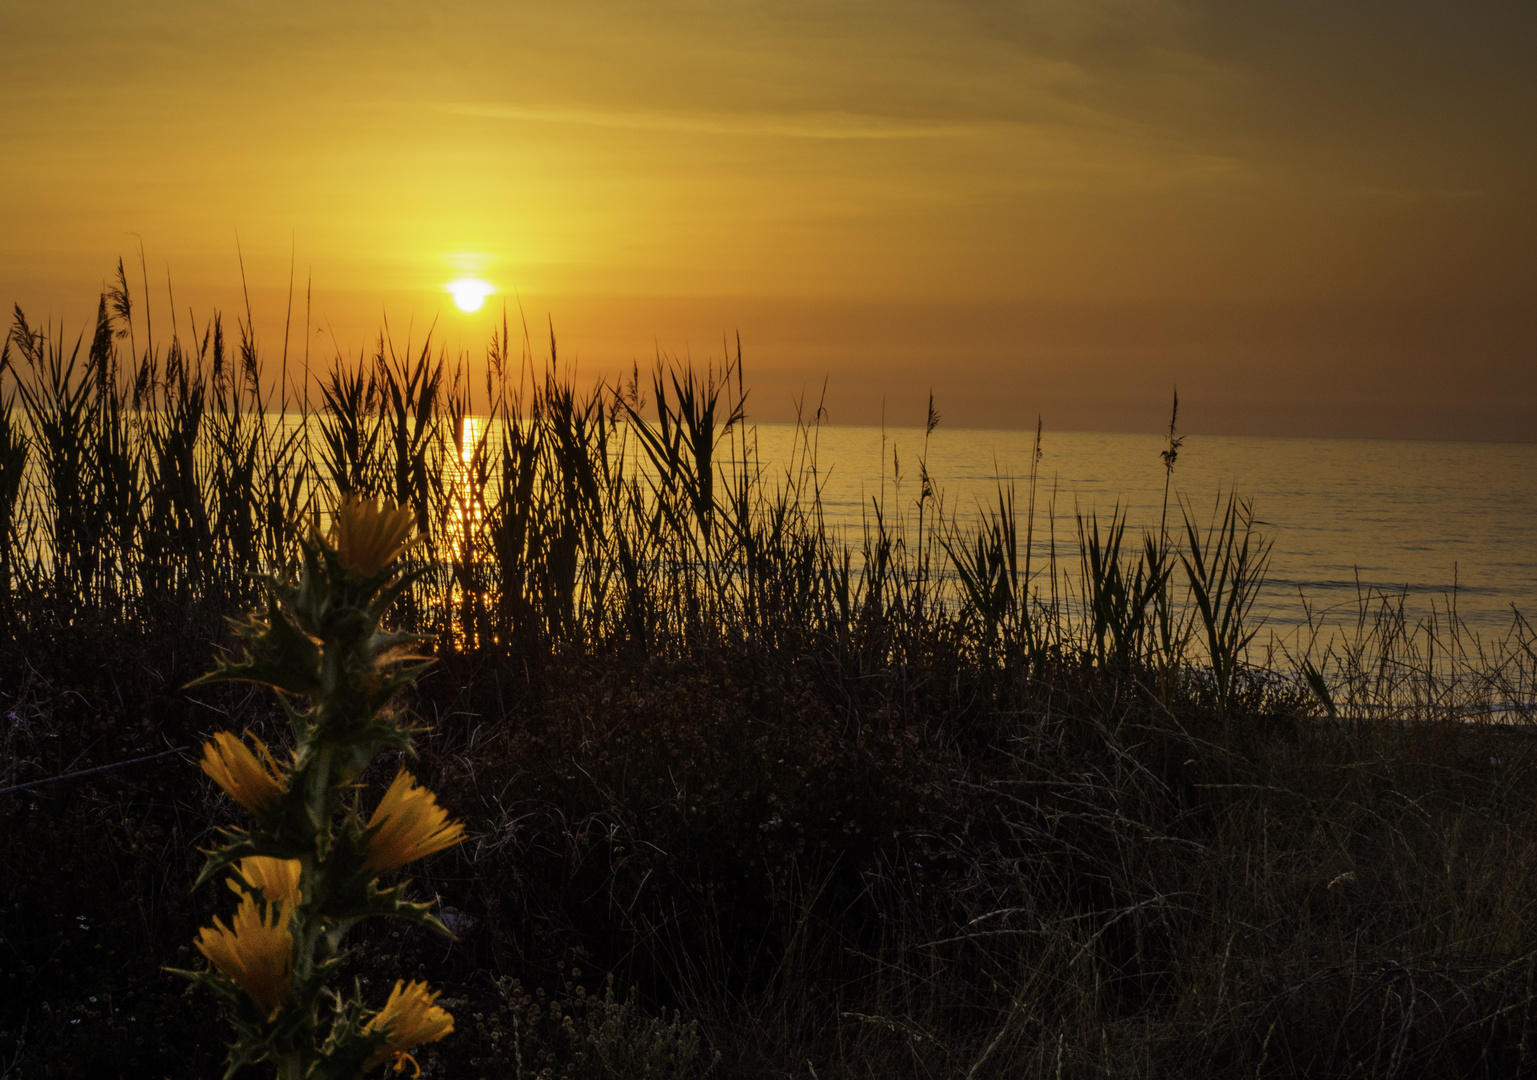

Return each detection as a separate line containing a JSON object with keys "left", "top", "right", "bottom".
{"left": 4, "top": 276, "right": 1537, "bottom": 1078}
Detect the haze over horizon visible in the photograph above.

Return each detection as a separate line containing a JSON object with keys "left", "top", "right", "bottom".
{"left": 3, "top": 1, "right": 1534, "bottom": 441}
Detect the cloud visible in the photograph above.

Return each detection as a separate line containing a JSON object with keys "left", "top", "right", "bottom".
{"left": 444, "top": 102, "right": 987, "bottom": 140}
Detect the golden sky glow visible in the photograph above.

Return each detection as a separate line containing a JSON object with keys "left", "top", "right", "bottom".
{"left": 2, "top": 1, "right": 1534, "bottom": 438}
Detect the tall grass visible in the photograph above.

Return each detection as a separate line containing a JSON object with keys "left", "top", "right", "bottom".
{"left": 5, "top": 288, "right": 1537, "bottom": 1079}
{"left": 4, "top": 293, "right": 1533, "bottom": 717}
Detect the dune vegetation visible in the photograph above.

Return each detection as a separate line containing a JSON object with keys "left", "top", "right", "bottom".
{"left": 3, "top": 283, "right": 1537, "bottom": 1079}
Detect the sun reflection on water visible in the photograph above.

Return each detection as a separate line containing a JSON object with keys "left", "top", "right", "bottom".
{"left": 446, "top": 414, "right": 488, "bottom": 650}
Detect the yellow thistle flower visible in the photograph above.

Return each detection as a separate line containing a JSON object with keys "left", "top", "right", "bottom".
{"left": 194, "top": 891, "right": 293, "bottom": 1017}
{"left": 363, "top": 771, "right": 465, "bottom": 872}
{"left": 199, "top": 731, "right": 286, "bottom": 813}
{"left": 327, "top": 494, "right": 419, "bottom": 577}
{"left": 364, "top": 979, "right": 454, "bottom": 1075}
{"left": 228, "top": 856, "right": 302, "bottom": 917}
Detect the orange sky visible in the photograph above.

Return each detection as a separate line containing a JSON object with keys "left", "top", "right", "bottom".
{"left": 3, "top": 1, "right": 1534, "bottom": 439}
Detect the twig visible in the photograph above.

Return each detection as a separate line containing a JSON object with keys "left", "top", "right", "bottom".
{"left": 0, "top": 746, "right": 190, "bottom": 796}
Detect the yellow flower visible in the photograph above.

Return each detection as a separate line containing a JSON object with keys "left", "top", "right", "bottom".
{"left": 363, "top": 771, "right": 465, "bottom": 872}
{"left": 200, "top": 731, "right": 286, "bottom": 813}
{"left": 228, "top": 856, "right": 302, "bottom": 917}
{"left": 327, "top": 494, "right": 419, "bottom": 577}
{"left": 194, "top": 891, "right": 293, "bottom": 1016}
{"left": 364, "top": 979, "right": 454, "bottom": 1075}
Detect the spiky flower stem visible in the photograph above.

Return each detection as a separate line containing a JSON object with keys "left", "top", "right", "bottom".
{"left": 174, "top": 496, "right": 460, "bottom": 1079}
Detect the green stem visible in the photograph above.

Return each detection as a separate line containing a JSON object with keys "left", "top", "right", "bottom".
{"left": 274, "top": 1048, "right": 307, "bottom": 1080}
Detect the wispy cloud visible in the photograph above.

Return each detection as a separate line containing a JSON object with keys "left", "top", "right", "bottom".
{"left": 1351, "top": 186, "right": 1487, "bottom": 205}
{"left": 445, "top": 102, "right": 987, "bottom": 141}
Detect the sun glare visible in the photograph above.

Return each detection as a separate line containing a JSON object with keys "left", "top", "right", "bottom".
{"left": 446, "top": 278, "right": 493, "bottom": 313}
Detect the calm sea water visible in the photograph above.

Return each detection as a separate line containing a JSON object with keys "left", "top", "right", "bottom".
{"left": 745, "top": 424, "right": 1537, "bottom": 636}
{"left": 25, "top": 409, "right": 1525, "bottom": 637}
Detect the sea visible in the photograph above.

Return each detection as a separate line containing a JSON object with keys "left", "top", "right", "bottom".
{"left": 742, "top": 424, "right": 1537, "bottom": 640}
{"left": 14, "top": 407, "right": 1533, "bottom": 642}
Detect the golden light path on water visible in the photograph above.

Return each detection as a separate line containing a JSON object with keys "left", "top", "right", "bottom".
{"left": 445, "top": 415, "right": 487, "bottom": 635}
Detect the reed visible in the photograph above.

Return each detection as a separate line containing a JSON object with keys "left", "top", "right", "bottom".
{"left": 4, "top": 289, "right": 1537, "bottom": 1079}
{"left": 8, "top": 294, "right": 1519, "bottom": 708}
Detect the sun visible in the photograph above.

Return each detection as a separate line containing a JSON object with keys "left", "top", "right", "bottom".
{"left": 446, "top": 278, "right": 494, "bottom": 313}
